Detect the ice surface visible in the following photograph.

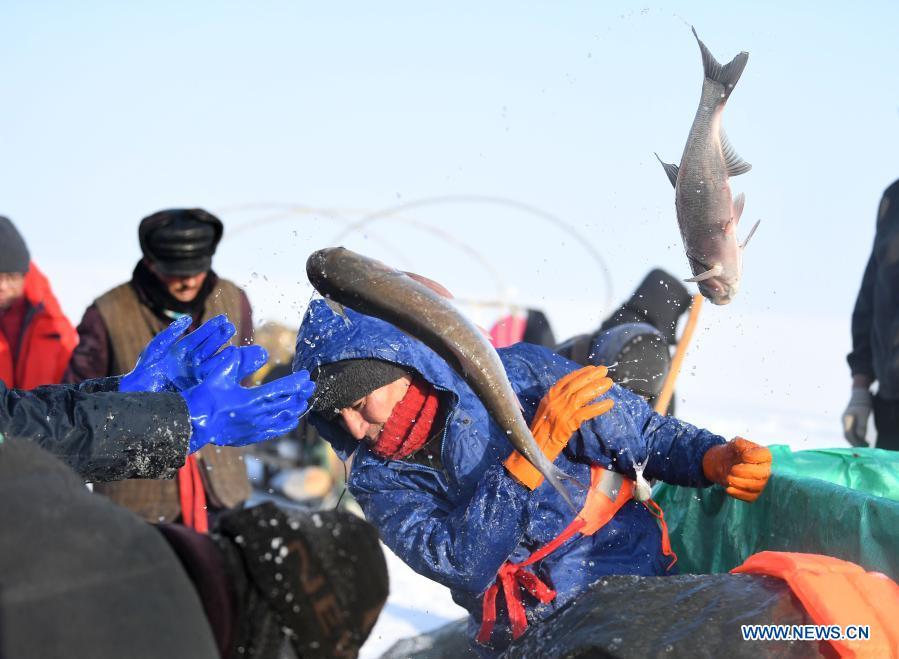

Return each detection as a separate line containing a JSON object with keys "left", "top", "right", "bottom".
{"left": 361, "top": 544, "right": 466, "bottom": 659}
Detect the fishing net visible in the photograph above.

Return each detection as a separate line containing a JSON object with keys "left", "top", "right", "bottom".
{"left": 653, "top": 445, "right": 899, "bottom": 579}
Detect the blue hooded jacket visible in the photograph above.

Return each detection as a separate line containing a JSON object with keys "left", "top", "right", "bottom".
{"left": 294, "top": 299, "right": 725, "bottom": 652}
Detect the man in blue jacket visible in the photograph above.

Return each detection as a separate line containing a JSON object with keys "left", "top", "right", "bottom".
{"left": 294, "top": 299, "right": 771, "bottom": 654}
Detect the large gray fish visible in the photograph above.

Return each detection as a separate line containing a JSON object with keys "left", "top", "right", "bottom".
{"left": 656, "top": 28, "right": 760, "bottom": 305}
{"left": 306, "top": 246, "right": 579, "bottom": 510}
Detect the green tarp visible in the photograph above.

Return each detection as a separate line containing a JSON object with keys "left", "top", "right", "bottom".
{"left": 653, "top": 445, "right": 899, "bottom": 579}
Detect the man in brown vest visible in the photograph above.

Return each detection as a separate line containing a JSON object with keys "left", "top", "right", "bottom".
{"left": 65, "top": 208, "right": 254, "bottom": 524}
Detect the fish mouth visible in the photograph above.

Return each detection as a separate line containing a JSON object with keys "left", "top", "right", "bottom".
{"left": 698, "top": 280, "right": 736, "bottom": 305}
{"left": 687, "top": 255, "right": 737, "bottom": 304}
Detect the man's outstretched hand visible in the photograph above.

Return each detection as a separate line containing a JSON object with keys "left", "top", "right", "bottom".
{"left": 120, "top": 314, "right": 239, "bottom": 393}
{"left": 181, "top": 346, "right": 316, "bottom": 453}
{"left": 702, "top": 437, "right": 772, "bottom": 502}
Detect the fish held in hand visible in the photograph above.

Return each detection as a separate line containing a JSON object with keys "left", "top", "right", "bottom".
{"left": 306, "top": 247, "right": 580, "bottom": 511}
{"left": 656, "top": 27, "right": 759, "bottom": 305}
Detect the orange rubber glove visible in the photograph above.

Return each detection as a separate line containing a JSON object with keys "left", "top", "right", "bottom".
{"left": 701, "top": 437, "right": 772, "bottom": 502}
{"left": 504, "top": 365, "right": 614, "bottom": 490}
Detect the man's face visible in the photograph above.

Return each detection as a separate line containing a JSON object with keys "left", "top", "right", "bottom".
{"left": 148, "top": 261, "right": 208, "bottom": 302}
{"left": 337, "top": 375, "right": 412, "bottom": 443}
{"left": 0, "top": 272, "right": 26, "bottom": 310}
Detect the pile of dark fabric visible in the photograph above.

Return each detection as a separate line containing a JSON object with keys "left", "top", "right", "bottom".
{"left": 381, "top": 573, "right": 822, "bottom": 659}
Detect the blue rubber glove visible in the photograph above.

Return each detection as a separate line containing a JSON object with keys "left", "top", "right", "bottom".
{"left": 119, "top": 314, "right": 238, "bottom": 393}
{"left": 199, "top": 343, "right": 270, "bottom": 383}
{"left": 181, "top": 346, "right": 316, "bottom": 453}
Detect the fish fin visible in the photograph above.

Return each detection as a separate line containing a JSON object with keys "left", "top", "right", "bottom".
{"left": 684, "top": 263, "right": 724, "bottom": 282}
{"left": 740, "top": 219, "right": 761, "bottom": 250}
{"left": 654, "top": 153, "right": 679, "bottom": 188}
{"left": 692, "top": 26, "right": 749, "bottom": 100}
{"left": 733, "top": 192, "right": 746, "bottom": 223}
{"left": 721, "top": 130, "right": 752, "bottom": 177}
{"left": 325, "top": 298, "right": 352, "bottom": 326}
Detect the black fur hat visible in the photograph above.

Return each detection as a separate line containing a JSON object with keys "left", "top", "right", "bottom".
{"left": 138, "top": 208, "right": 223, "bottom": 276}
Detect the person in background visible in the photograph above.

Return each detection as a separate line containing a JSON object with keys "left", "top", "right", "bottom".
{"left": 558, "top": 321, "right": 674, "bottom": 410}
{"left": 843, "top": 179, "right": 899, "bottom": 451}
{"left": 248, "top": 322, "right": 342, "bottom": 506}
{"left": 65, "top": 208, "right": 254, "bottom": 526}
{"left": 488, "top": 308, "right": 556, "bottom": 349}
{"left": 0, "top": 216, "right": 77, "bottom": 389}
{"left": 501, "top": 269, "right": 692, "bottom": 412}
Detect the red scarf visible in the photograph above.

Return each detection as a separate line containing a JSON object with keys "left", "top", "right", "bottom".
{"left": 178, "top": 454, "right": 208, "bottom": 533}
{"left": 371, "top": 378, "right": 439, "bottom": 459}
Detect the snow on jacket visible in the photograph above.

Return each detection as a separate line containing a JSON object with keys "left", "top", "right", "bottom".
{"left": 0, "top": 263, "right": 77, "bottom": 389}
{"left": 0, "top": 377, "right": 191, "bottom": 482}
{"left": 848, "top": 178, "right": 899, "bottom": 399}
{"left": 294, "top": 299, "right": 725, "bottom": 651}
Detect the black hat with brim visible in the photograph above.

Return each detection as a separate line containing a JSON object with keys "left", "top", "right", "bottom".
{"left": 139, "top": 209, "right": 224, "bottom": 277}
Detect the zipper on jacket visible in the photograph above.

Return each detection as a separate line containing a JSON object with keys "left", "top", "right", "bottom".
{"left": 14, "top": 301, "right": 42, "bottom": 365}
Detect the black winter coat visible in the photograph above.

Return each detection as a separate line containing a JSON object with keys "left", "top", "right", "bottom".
{"left": 848, "top": 179, "right": 899, "bottom": 399}
{"left": 0, "top": 378, "right": 191, "bottom": 482}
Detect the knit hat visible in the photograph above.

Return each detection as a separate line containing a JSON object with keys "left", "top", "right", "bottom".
{"left": 138, "top": 209, "right": 224, "bottom": 277}
{"left": 0, "top": 217, "right": 30, "bottom": 274}
{"left": 215, "top": 502, "right": 389, "bottom": 659}
{"left": 312, "top": 359, "right": 411, "bottom": 418}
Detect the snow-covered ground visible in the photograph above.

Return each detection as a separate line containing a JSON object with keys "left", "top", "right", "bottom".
{"left": 362, "top": 545, "right": 467, "bottom": 659}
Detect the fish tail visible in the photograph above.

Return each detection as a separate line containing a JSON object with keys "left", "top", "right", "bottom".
{"left": 692, "top": 26, "right": 748, "bottom": 100}
{"left": 546, "top": 464, "right": 585, "bottom": 513}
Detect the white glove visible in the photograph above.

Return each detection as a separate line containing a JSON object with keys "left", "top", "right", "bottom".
{"left": 842, "top": 387, "right": 873, "bottom": 447}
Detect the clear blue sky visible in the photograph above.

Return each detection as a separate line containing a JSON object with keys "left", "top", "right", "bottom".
{"left": 2, "top": 1, "right": 897, "bottom": 443}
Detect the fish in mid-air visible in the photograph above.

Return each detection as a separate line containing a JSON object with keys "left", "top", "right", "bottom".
{"left": 306, "top": 246, "right": 580, "bottom": 511}
{"left": 656, "top": 28, "right": 760, "bottom": 305}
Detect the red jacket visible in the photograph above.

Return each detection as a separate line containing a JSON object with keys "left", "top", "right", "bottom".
{"left": 0, "top": 264, "right": 77, "bottom": 389}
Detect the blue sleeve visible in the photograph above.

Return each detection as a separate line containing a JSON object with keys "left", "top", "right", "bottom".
{"left": 348, "top": 461, "right": 529, "bottom": 594}
{"left": 501, "top": 343, "right": 725, "bottom": 488}
{"left": 567, "top": 383, "right": 725, "bottom": 487}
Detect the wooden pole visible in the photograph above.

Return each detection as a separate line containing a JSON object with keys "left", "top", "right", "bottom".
{"left": 654, "top": 294, "right": 704, "bottom": 414}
